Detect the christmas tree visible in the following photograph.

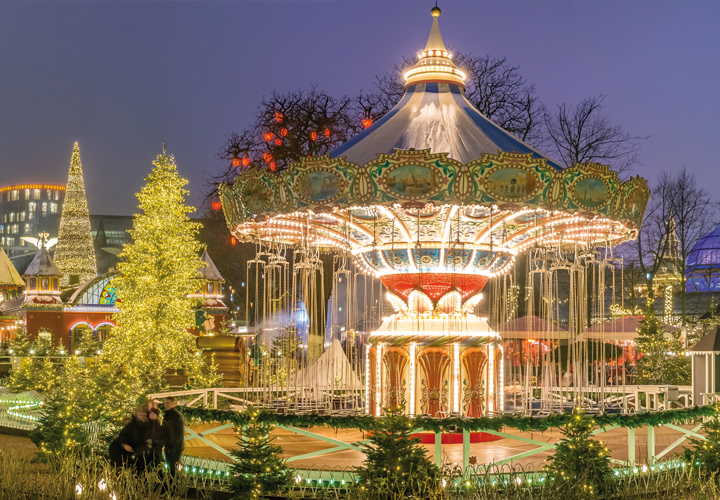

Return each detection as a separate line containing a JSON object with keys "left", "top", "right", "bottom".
{"left": 229, "top": 411, "right": 291, "bottom": 499}
{"left": 544, "top": 409, "right": 612, "bottom": 496}
{"left": 53, "top": 142, "right": 97, "bottom": 288}
{"left": 102, "top": 149, "right": 217, "bottom": 388}
{"left": 8, "top": 357, "right": 58, "bottom": 394}
{"left": 636, "top": 307, "right": 690, "bottom": 385}
{"left": 684, "top": 403, "right": 720, "bottom": 473}
{"left": 356, "top": 406, "right": 441, "bottom": 498}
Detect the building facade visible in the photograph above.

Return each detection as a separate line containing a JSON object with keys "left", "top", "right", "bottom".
{"left": 0, "top": 184, "right": 66, "bottom": 250}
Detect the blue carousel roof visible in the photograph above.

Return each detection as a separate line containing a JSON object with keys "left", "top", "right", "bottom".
{"left": 330, "top": 9, "right": 562, "bottom": 170}
{"left": 686, "top": 224, "right": 720, "bottom": 274}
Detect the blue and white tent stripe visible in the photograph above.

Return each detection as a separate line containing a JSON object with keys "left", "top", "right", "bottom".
{"left": 331, "top": 83, "right": 562, "bottom": 170}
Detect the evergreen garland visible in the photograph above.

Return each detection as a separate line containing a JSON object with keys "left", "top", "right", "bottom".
{"left": 229, "top": 410, "right": 291, "bottom": 499}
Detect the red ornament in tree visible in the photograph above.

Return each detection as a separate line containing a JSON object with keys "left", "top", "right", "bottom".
{"left": 263, "top": 132, "right": 274, "bottom": 141}
{"left": 230, "top": 236, "right": 237, "bottom": 246}
{"left": 274, "top": 112, "right": 284, "bottom": 122}
{"left": 263, "top": 152, "right": 272, "bottom": 162}
{"left": 362, "top": 118, "right": 373, "bottom": 128}
{"left": 242, "top": 157, "right": 251, "bottom": 167}
{"left": 310, "top": 131, "right": 317, "bottom": 141}
{"left": 232, "top": 157, "right": 241, "bottom": 167}
{"left": 269, "top": 162, "right": 276, "bottom": 171}
{"left": 212, "top": 201, "right": 222, "bottom": 210}
{"left": 281, "top": 128, "right": 289, "bottom": 137}
{"left": 275, "top": 138, "right": 282, "bottom": 146}
{"left": 324, "top": 128, "right": 331, "bottom": 137}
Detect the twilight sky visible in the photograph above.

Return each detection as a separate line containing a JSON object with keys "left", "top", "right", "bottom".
{"left": 1, "top": 0, "right": 718, "bottom": 216}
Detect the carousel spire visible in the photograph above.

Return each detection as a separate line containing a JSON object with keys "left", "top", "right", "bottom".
{"left": 404, "top": 6, "right": 465, "bottom": 88}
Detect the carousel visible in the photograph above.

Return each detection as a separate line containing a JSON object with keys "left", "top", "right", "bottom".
{"left": 220, "top": 7, "right": 650, "bottom": 417}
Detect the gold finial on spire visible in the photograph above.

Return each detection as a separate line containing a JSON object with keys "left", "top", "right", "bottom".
{"left": 431, "top": 5, "right": 441, "bottom": 17}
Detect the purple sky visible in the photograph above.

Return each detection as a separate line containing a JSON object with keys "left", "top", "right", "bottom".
{"left": 1, "top": 0, "right": 718, "bottom": 216}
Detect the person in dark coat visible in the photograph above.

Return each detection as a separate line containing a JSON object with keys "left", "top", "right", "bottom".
{"left": 162, "top": 396, "right": 185, "bottom": 477}
{"left": 109, "top": 409, "right": 148, "bottom": 469}
{"left": 141, "top": 407, "right": 167, "bottom": 471}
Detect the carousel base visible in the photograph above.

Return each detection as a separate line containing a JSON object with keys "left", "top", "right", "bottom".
{"left": 411, "top": 432, "right": 502, "bottom": 444}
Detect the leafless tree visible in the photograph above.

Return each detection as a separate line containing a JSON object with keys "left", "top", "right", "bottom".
{"left": 665, "top": 168, "right": 715, "bottom": 323}
{"left": 543, "top": 95, "right": 647, "bottom": 174}
{"left": 369, "top": 52, "right": 546, "bottom": 145}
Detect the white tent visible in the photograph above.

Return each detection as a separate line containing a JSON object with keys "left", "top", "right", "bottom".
{"left": 291, "top": 339, "right": 362, "bottom": 394}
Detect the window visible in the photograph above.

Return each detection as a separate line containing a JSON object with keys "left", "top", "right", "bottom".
{"left": 6, "top": 237, "right": 14, "bottom": 246}
{"left": 42, "top": 202, "right": 47, "bottom": 214}
{"left": 47, "top": 190, "right": 52, "bottom": 199}
{"left": 28, "top": 277, "right": 36, "bottom": 290}
{"left": 24, "top": 223, "right": 30, "bottom": 234}
{"left": 54, "top": 190, "right": 60, "bottom": 201}
{"left": 53, "top": 278, "right": 59, "bottom": 291}
{"left": 11, "top": 224, "right": 18, "bottom": 234}
{"left": 11, "top": 190, "right": 18, "bottom": 201}
{"left": 206, "top": 282, "right": 215, "bottom": 295}
{"left": 41, "top": 278, "right": 49, "bottom": 291}
{"left": 50, "top": 203, "right": 57, "bottom": 214}
{"left": 28, "top": 202, "right": 36, "bottom": 211}
{"left": 20, "top": 212, "right": 25, "bottom": 221}
{"left": 33, "top": 189, "right": 41, "bottom": 200}
{"left": 28, "top": 211, "right": 34, "bottom": 221}
{"left": 9, "top": 213, "right": 14, "bottom": 222}
{"left": 24, "top": 189, "right": 30, "bottom": 199}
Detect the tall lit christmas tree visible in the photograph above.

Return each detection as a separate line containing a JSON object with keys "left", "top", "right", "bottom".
{"left": 102, "top": 149, "right": 216, "bottom": 387}
{"left": 54, "top": 142, "right": 97, "bottom": 287}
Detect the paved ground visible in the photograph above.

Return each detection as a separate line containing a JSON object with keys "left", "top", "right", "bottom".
{"left": 183, "top": 422, "right": 703, "bottom": 469}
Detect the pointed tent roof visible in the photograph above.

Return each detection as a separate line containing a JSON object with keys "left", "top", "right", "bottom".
{"left": 197, "top": 250, "right": 223, "bottom": 281}
{"left": 690, "top": 326, "right": 720, "bottom": 353}
{"left": 23, "top": 247, "right": 62, "bottom": 277}
{"left": 494, "top": 315, "right": 569, "bottom": 340}
{"left": 0, "top": 248, "right": 24, "bottom": 287}
{"left": 291, "top": 339, "right": 362, "bottom": 390}
{"left": 330, "top": 8, "right": 562, "bottom": 169}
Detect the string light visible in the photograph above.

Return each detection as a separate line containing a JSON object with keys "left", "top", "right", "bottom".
{"left": 53, "top": 142, "right": 97, "bottom": 288}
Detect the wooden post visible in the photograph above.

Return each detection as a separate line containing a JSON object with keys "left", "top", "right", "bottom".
{"left": 435, "top": 432, "right": 442, "bottom": 468}
{"left": 628, "top": 427, "right": 635, "bottom": 465}
{"left": 647, "top": 426, "right": 655, "bottom": 464}
{"left": 463, "top": 429, "right": 470, "bottom": 470}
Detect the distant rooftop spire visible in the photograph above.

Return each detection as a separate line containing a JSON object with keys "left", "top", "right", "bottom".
{"left": 404, "top": 6, "right": 465, "bottom": 88}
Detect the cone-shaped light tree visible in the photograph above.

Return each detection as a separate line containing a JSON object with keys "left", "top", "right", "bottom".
{"left": 54, "top": 142, "right": 97, "bottom": 287}
{"left": 102, "top": 150, "right": 217, "bottom": 388}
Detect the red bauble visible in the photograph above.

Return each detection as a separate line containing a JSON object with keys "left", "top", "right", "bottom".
{"left": 230, "top": 236, "right": 237, "bottom": 246}
{"left": 242, "top": 157, "right": 251, "bottom": 167}
{"left": 263, "top": 132, "right": 274, "bottom": 141}
{"left": 232, "top": 158, "right": 240, "bottom": 167}
{"left": 274, "top": 112, "right": 283, "bottom": 122}
{"left": 281, "top": 128, "right": 289, "bottom": 137}
{"left": 275, "top": 138, "right": 282, "bottom": 146}
{"left": 310, "top": 131, "right": 317, "bottom": 141}
{"left": 362, "top": 118, "right": 373, "bottom": 128}
{"left": 212, "top": 201, "right": 222, "bottom": 210}
{"left": 269, "top": 162, "right": 276, "bottom": 171}
{"left": 324, "top": 128, "right": 331, "bottom": 137}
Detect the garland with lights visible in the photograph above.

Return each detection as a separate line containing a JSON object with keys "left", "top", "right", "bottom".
{"left": 53, "top": 142, "right": 98, "bottom": 288}
{"left": 684, "top": 403, "right": 720, "bottom": 473}
{"left": 176, "top": 405, "right": 715, "bottom": 433}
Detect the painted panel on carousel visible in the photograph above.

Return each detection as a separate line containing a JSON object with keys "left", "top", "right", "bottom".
{"left": 382, "top": 163, "right": 444, "bottom": 199}
{"left": 484, "top": 165, "right": 540, "bottom": 202}
{"left": 444, "top": 248, "right": 472, "bottom": 269}
{"left": 241, "top": 179, "right": 274, "bottom": 214}
{"left": 296, "top": 169, "right": 347, "bottom": 204}
{"left": 362, "top": 250, "right": 391, "bottom": 272}
{"left": 412, "top": 248, "right": 441, "bottom": 272}
{"left": 571, "top": 176, "right": 611, "bottom": 210}
{"left": 471, "top": 250, "right": 495, "bottom": 270}
{"left": 383, "top": 249, "right": 411, "bottom": 270}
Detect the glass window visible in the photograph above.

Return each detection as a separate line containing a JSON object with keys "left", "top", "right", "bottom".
{"left": 11, "top": 224, "right": 18, "bottom": 234}
{"left": 41, "top": 278, "right": 49, "bottom": 290}
{"left": 28, "top": 277, "right": 36, "bottom": 290}
{"left": 50, "top": 203, "right": 57, "bottom": 214}
{"left": 20, "top": 212, "right": 25, "bottom": 221}
{"left": 33, "top": 189, "right": 41, "bottom": 200}
{"left": 47, "top": 189, "right": 52, "bottom": 199}
{"left": 42, "top": 202, "right": 47, "bottom": 213}
{"left": 9, "top": 213, "right": 14, "bottom": 222}
{"left": 53, "top": 278, "right": 59, "bottom": 291}
{"left": 54, "top": 190, "right": 60, "bottom": 200}
{"left": 24, "top": 189, "right": 30, "bottom": 199}
{"left": 11, "top": 190, "right": 18, "bottom": 201}
{"left": 28, "top": 211, "right": 34, "bottom": 220}
{"left": 28, "top": 202, "right": 36, "bottom": 211}
{"left": 24, "top": 223, "right": 30, "bottom": 234}
{"left": 6, "top": 237, "right": 13, "bottom": 246}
